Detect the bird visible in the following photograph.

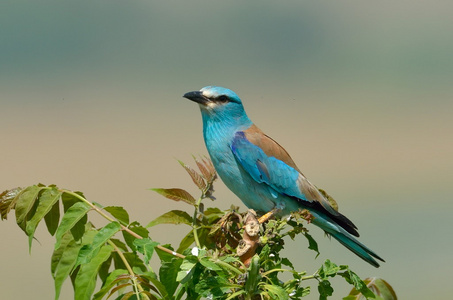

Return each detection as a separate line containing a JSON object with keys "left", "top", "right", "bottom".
{"left": 183, "top": 86, "right": 384, "bottom": 267}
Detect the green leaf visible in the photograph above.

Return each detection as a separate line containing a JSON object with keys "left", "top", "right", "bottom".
{"left": 176, "top": 256, "right": 198, "bottom": 283}
{"left": 138, "top": 271, "right": 171, "bottom": 299}
{"left": 318, "top": 280, "right": 334, "bottom": 300}
{"left": 55, "top": 201, "right": 91, "bottom": 249}
{"left": 150, "top": 188, "right": 196, "bottom": 205}
{"left": 319, "top": 259, "right": 340, "bottom": 279}
{"left": 15, "top": 185, "right": 44, "bottom": 230}
{"left": 262, "top": 284, "right": 289, "bottom": 300}
{"left": 45, "top": 200, "right": 60, "bottom": 236}
{"left": 76, "top": 222, "right": 121, "bottom": 267}
{"left": 51, "top": 229, "right": 97, "bottom": 300}
{"left": 341, "top": 271, "right": 377, "bottom": 299}
{"left": 110, "top": 238, "right": 128, "bottom": 252}
{"left": 51, "top": 231, "right": 80, "bottom": 300}
{"left": 155, "top": 244, "right": 176, "bottom": 263}
{"left": 104, "top": 206, "right": 130, "bottom": 225}
{"left": 146, "top": 210, "right": 193, "bottom": 228}
{"left": 134, "top": 238, "right": 160, "bottom": 265}
{"left": 199, "top": 257, "right": 222, "bottom": 271}
{"left": 304, "top": 231, "right": 319, "bottom": 256}
{"left": 26, "top": 188, "right": 62, "bottom": 249}
{"left": 61, "top": 191, "right": 89, "bottom": 241}
{"left": 177, "top": 230, "right": 195, "bottom": 253}
{"left": 122, "top": 221, "right": 149, "bottom": 252}
{"left": 74, "top": 244, "right": 114, "bottom": 300}
{"left": 92, "top": 269, "right": 129, "bottom": 300}
{"left": 158, "top": 256, "right": 182, "bottom": 297}
{"left": 195, "top": 276, "right": 234, "bottom": 298}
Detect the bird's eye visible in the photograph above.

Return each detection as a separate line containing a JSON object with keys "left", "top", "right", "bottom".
{"left": 217, "top": 95, "right": 229, "bottom": 102}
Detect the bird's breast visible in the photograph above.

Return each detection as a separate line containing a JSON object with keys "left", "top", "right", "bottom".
{"left": 203, "top": 128, "right": 277, "bottom": 214}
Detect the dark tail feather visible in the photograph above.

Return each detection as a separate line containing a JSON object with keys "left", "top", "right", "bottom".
{"left": 332, "top": 232, "right": 385, "bottom": 268}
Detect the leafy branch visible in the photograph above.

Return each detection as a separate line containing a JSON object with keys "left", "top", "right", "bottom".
{"left": 0, "top": 157, "right": 397, "bottom": 300}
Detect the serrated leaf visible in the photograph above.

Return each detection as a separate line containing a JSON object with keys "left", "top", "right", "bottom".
{"left": 26, "top": 188, "right": 62, "bottom": 249}
{"left": 195, "top": 276, "right": 233, "bottom": 297}
{"left": 74, "top": 244, "right": 114, "bottom": 300}
{"left": 193, "top": 156, "right": 211, "bottom": 180}
{"left": 179, "top": 160, "right": 207, "bottom": 191}
{"left": 104, "top": 206, "right": 130, "bottom": 225}
{"left": 146, "top": 210, "right": 193, "bottom": 228}
{"left": 194, "top": 157, "right": 217, "bottom": 183}
{"left": 318, "top": 280, "right": 334, "bottom": 300}
{"left": 151, "top": 188, "right": 196, "bottom": 205}
{"left": 76, "top": 222, "right": 121, "bottom": 267}
{"left": 262, "top": 284, "right": 289, "bottom": 300}
{"left": 134, "top": 238, "right": 160, "bottom": 264}
{"left": 281, "top": 257, "right": 295, "bottom": 269}
{"left": 302, "top": 231, "right": 319, "bottom": 257}
{"left": 55, "top": 201, "right": 91, "bottom": 249}
{"left": 122, "top": 221, "right": 149, "bottom": 252}
{"left": 319, "top": 259, "right": 340, "bottom": 278}
{"left": 202, "top": 157, "right": 217, "bottom": 182}
{"left": 341, "top": 271, "right": 377, "bottom": 299}
{"left": 0, "top": 187, "right": 23, "bottom": 220}
{"left": 15, "top": 185, "right": 44, "bottom": 230}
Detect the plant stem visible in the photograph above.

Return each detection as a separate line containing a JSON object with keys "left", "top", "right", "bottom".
{"left": 108, "top": 240, "right": 144, "bottom": 299}
{"left": 60, "top": 189, "right": 186, "bottom": 259}
{"left": 192, "top": 196, "right": 203, "bottom": 248}
{"left": 301, "top": 273, "right": 319, "bottom": 281}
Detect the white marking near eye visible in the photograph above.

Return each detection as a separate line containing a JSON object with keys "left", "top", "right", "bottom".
{"left": 201, "top": 88, "right": 216, "bottom": 99}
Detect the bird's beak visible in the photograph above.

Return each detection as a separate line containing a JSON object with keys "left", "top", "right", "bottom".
{"left": 183, "top": 91, "right": 209, "bottom": 105}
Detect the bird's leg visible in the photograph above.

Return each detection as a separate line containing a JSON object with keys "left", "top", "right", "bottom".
{"left": 257, "top": 201, "right": 285, "bottom": 224}
{"left": 257, "top": 207, "right": 280, "bottom": 224}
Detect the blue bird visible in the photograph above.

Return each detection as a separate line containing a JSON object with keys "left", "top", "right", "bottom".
{"left": 183, "top": 86, "right": 384, "bottom": 267}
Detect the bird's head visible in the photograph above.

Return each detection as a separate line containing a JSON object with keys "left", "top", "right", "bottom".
{"left": 183, "top": 86, "right": 250, "bottom": 125}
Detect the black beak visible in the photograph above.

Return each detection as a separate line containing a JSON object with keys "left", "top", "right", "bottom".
{"left": 183, "top": 91, "right": 209, "bottom": 105}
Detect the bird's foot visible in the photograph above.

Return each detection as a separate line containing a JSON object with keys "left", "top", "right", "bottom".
{"left": 257, "top": 208, "right": 279, "bottom": 224}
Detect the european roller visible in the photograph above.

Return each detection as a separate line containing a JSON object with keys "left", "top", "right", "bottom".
{"left": 183, "top": 86, "right": 384, "bottom": 267}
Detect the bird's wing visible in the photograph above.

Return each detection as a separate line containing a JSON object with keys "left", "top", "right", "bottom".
{"left": 231, "top": 125, "right": 338, "bottom": 215}
{"left": 231, "top": 125, "right": 359, "bottom": 236}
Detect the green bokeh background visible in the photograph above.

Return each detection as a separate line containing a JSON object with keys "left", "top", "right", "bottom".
{"left": 1, "top": 1, "right": 452, "bottom": 299}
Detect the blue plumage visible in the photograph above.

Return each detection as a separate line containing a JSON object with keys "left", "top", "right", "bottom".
{"left": 183, "top": 86, "right": 384, "bottom": 267}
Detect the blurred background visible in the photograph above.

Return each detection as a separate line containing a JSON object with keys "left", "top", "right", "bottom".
{"left": 1, "top": 1, "right": 452, "bottom": 299}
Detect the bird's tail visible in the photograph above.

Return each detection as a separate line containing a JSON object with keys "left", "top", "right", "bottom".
{"left": 330, "top": 231, "right": 385, "bottom": 268}
{"left": 311, "top": 212, "right": 385, "bottom": 267}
